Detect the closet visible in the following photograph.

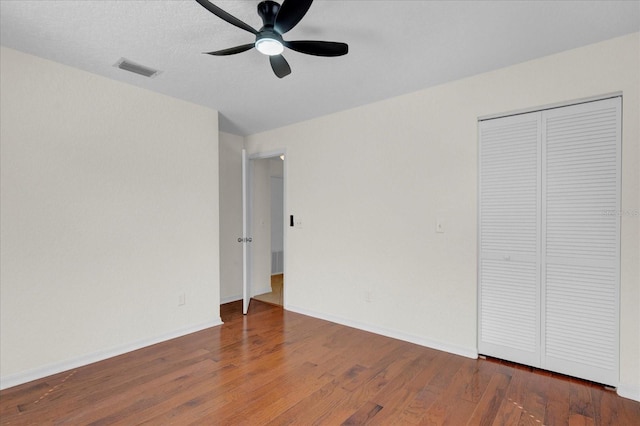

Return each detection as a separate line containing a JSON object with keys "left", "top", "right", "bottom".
{"left": 478, "top": 96, "right": 621, "bottom": 386}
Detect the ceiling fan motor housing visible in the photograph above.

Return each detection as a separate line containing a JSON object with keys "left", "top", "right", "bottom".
{"left": 257, "top": 0, "right": 281, "bottom": 28}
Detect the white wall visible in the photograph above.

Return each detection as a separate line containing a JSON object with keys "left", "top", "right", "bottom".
{"left": 245, "top": 33, "right": 640, "bottom": 400}
{"left": 251, "top": 158, "right": 273, "bottom": 296}
{"left": 271, "top": 176, "right": 284, "bottom": 274}
{"left": 0, "top": 47, "right": 221, "bottom": 388}
{"left": 270, "top": 158, "right": 284, "bottom": 274}
{"left": 219, "top": 132, "right": 243, "bottom": 303}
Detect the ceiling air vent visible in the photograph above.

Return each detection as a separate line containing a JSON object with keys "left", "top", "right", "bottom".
{"left": 114, "top": 58, "right": 160, "bottom": 78}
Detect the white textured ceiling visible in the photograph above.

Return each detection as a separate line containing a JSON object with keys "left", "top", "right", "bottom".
{"left": 1, "top": 1, "right": 639, "bottom": 135}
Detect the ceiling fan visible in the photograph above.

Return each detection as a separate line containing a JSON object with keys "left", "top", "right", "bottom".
{"left": 195, "top": 0, "right": 348, "bottom": 78}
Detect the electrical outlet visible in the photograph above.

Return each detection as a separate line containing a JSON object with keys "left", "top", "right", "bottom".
{"left": 178, "top": 293, "right": 186, "bottom": 306}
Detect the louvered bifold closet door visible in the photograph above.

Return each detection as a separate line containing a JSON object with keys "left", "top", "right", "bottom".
{"left": 478, "top": 112, "right": 541, "bottom": 367}
{"left": 541, "top": 98, "right": 621, "bottom": 386}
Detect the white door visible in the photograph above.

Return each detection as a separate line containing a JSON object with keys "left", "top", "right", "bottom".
{"left": 478, "top": 111, "right": 542, "bottom": 367}
{"left": 242, "top": 149, "right": 251, "bottom": 315}
{"left": 541, "top": 98, "right": 621, "bottom": 385}
{"left": 478, "top": 97, "right": 621, "bottom": 386}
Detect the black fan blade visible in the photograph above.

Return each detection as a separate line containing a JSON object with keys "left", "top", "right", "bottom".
{"left": 269, "top": 55, "right": 291, "bottom": 78}
{"left": 205, "top": 43, "right": 255, "bottom": 56}
{"left": 284, "top": 40, "right": 348, "bottom": 57}
{"left": 274, "top": 0, "right": 313, "bottom": 34}
{"left": 195, "top": 0, "right": 258, "bottom": 35}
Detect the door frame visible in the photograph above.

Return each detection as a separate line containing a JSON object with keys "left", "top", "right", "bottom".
{"left": 243, "top": 149, "right": 287, "bottom": 314}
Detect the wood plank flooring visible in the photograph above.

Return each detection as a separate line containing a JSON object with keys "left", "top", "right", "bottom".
{"left": 1, "top": 300, "right": 639, "bottom": 425}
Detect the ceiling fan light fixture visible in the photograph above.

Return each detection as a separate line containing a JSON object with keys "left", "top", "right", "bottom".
{"left": 255, "top": 37, "right": 284, "bottom": 56}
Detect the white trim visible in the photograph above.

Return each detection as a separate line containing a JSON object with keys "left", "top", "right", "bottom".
{"left": 242, "top": 148, "right": 249, "bottom": 314}
{"left": 286, "top": 305, "right": 478, "bottom": 360}
{"left": 281, "top": 152, "right": 287, "bottom": 309}
{"left": 0, "top": 318, "right": 223, "bottom": 391}
{"left": 220, "top": 294, "right": 242, "bottom": 304}
{"left": 617, "top": 383, "right": 640, "bottom": 402}
{"left": 248, "top": 149, "right": 286, "bottom": 161}
{"left": 476, "top": 120, "right": 481, "bottom": 355}
{"left": 478, "top": 92, "right": 622, "bottom": 122}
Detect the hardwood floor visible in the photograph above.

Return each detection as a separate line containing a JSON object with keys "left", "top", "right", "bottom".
{"left": 1, "top": 300, "right": 638, "bottom": 425}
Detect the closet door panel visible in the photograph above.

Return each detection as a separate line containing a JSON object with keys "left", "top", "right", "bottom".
{"left": 479, "top": 258, "right": 539, "bottom": 365}
{"left": 544, "top": 263, "right": 618, "bottom": 384}
{"left": 541, "top": 98, "right": 620, "bottom": 386}
{"left": 478, "top": 113, "right": 541, "bottom": 366}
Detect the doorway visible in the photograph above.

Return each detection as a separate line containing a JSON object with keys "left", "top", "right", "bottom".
{"left": 245, "top": 152, "right": 285, "bottom": 310}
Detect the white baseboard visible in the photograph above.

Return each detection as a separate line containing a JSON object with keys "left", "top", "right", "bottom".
{"left": 220, "top": 294, "right": 242, "bottom": 304}
{"left": 252, "top": 285, "right": 272, "bottom": 297}
{"left": 0, "top": 318, "right": 223, "bottom": 391}
{"left": 285, "top": 305, "right": 478, "bottom": 360}
{"left": 617, "top": 383, "right": 640, "bottom": 402}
